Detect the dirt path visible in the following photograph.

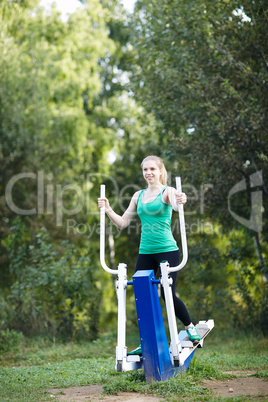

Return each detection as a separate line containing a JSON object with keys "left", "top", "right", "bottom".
{"left": 202, "top": 373, "right": 268, "bottom": 399}
{"left": 48, "top": 371, "right": 268, "bottom": 401}
{"left": 47, "top": 385, "right": 160, "bottom": 401}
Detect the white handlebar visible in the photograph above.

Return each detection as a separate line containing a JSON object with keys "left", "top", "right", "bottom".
{"left": 100, "top": 184, "right": 118, "bottom": 275}
{"left": 100, "top": 176, "right": 188, "bottom": 275}
{"left": 167, "top": 176, "right": 188, "bottom": 273}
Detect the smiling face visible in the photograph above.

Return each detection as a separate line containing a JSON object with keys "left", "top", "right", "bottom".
{"left": 142, "top": 160, "right": 162, "bottom": 185}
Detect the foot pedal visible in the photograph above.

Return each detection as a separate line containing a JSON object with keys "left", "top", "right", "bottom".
{"left": 127, "top": 355, "right": 142, "bottom": 363}
{"left": 181, "top": 340, "right": 193, "bottom": 348}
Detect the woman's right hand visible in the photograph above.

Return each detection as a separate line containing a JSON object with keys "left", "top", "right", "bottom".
{"left": 98, "top": 197, "right": 111, "bottom": 212}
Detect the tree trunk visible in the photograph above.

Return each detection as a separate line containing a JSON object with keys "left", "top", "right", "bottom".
{"left": 253, "top": 233, "right": 268, "bottom": 283}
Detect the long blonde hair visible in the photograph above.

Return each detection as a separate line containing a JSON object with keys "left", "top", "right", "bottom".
{"left": 141, "top": 155, "right": 168, "bottom": 185}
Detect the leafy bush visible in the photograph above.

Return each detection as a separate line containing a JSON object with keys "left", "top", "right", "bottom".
{"left": 0, "top": 328, "right": 22, "bottom": 354}
{"left": 2, "top": 218, "right": 101, "bottom": 341}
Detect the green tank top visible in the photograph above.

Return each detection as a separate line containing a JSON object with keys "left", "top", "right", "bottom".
{"left": 137, "top": 187, "right": 178, "bottom": 254}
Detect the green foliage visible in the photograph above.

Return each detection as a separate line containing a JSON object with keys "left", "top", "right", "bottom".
{"left": 129, "top": 0, "right": 267, "bottom": 224}
{"left": 176, "top": 226, "right": 267, "bottom": 333}
{"left": 127, "top": 0, "right": 268, "bottom": 330}
{"left": 0, "top": 0, "right": 118, "bottom": 285}
{"left": 0, "top": 328, "right": 23, "bottom": 354}
{"left": 0, "top": 0, "right": 140, "bottom": 340}
{"left": 2, "top": 218, "right": 101, "bottom": 341}
{"left": 0, "top": 0, "right": 113, "bottom": 175}
{"left": 187, "top": 357, "right": 227, "bottom": 381}
{"left": 103, "top": 371, "right": 145, "bottom": 395}
{"left": 130, "top": 0, "right": 267, "bottom": 176}
{"left": 253, "top": 370, "right": 268, "bottom": 378}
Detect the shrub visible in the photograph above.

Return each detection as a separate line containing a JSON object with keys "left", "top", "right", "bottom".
{"left": 0, "top": 328, "right": 23, "bottom": 354}
{"left": 2, "top": 218, "right": 102, "bottom": 341}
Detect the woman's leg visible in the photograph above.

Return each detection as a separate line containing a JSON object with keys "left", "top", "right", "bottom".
{"left": 136, "top": 251, "right": 191, "bottom": 326}
{"left": 132, "top": 251, "right": 200, "bottom": 349}
{"left": 156, "top": 250, "right": 192, "bottom": 326}
{"left": 135, "top": 253, "right": 159, "bottom": 275}
{"left": 160, "top": 271, "right": 191, "bottom": 326}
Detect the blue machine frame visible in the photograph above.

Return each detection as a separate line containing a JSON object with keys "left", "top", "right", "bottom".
{"left": 133, "top": 270, "right": 196, "bottom": 382}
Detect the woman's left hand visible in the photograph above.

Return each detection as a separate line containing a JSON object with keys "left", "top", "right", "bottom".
{"left": 175, "top": 192, "right": 187, "bottom": 204}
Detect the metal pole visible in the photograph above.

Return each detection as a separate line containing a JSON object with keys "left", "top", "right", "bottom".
{"left": 160, "top": 261, "right": 181, "bottom": 365}
{"left": 100, "top": 184, "right": 118, "bottom": 275}
{"left": 168, "top": 176, "right": 188, "bottom": 273}
{"left": 99, "top": 185, "right": 142, "bottom": 372}
{"left": 115, "top": 263, "right": 128, "bottom": 371}
{"left": 160, "top": 176, "right": 188, "bottom": 365}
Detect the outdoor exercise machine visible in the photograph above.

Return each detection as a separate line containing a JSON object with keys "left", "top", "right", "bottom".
{"left": 100, "top": 177, "right": 214, "bottom": 382}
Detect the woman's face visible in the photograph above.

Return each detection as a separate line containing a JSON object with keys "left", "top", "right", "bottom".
{"left": 142, "top": 160, "right": 162, "bottom": 185}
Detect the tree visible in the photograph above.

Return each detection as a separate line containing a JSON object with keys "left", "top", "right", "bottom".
{"left": 0, "top": 0, "right": 127, "bottom": 336}
{"left": 126, "top": 0, "right": 267, "bottom": 329}
{"left": 129, "top": 0, "right": 267, "bottom": 264}
{"left": 0, "top": 0, "right": 165, "bottom": 336}
{"left": 0, "top": 0, "right": 116, "bottom": 284}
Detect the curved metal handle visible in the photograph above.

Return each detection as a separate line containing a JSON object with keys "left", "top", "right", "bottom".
{"left": 100, "top": 184, "right": 118, "bottom": 275}
{"left": 168, "top": 176, "right": 188, "bottom": 273}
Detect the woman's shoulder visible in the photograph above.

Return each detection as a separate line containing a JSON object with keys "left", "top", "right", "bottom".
{"left": 164, "top": 186, "right": 176, "bottom": 193}
{"left": 133, "top": 189, "right": 143, "bottom": 197}
{"left": 162, "top": 186, "right": 175, "bottom": 203}
{"left": 132, "top": 189, "right": 143, "bottom": 204}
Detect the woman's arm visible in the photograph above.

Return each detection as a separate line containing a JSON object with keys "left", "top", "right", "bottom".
{"left": 98, "top": 191, "right": 140, "bottom": 230}
{"left": 164, "top": 186, "right": 187, "bottom": 211}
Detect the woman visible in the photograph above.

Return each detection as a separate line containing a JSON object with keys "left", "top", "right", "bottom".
{"left": 98, "top": 155, "right": 200, "bottom": 354}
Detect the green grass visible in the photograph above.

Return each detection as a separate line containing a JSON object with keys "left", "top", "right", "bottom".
{"left": 0, "top": 328, "right": 267, "bottom": 402}
{"left": 0, "top": 333, "right": 116, "bottom": 367}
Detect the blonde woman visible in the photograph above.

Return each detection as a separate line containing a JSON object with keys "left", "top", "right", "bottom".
{"left": 98, "top": 156, "right": 200, "bottom": 354}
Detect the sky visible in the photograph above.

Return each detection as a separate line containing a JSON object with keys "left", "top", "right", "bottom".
{"left": 40, "top": 0, "right": 136, "bottom": 15}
